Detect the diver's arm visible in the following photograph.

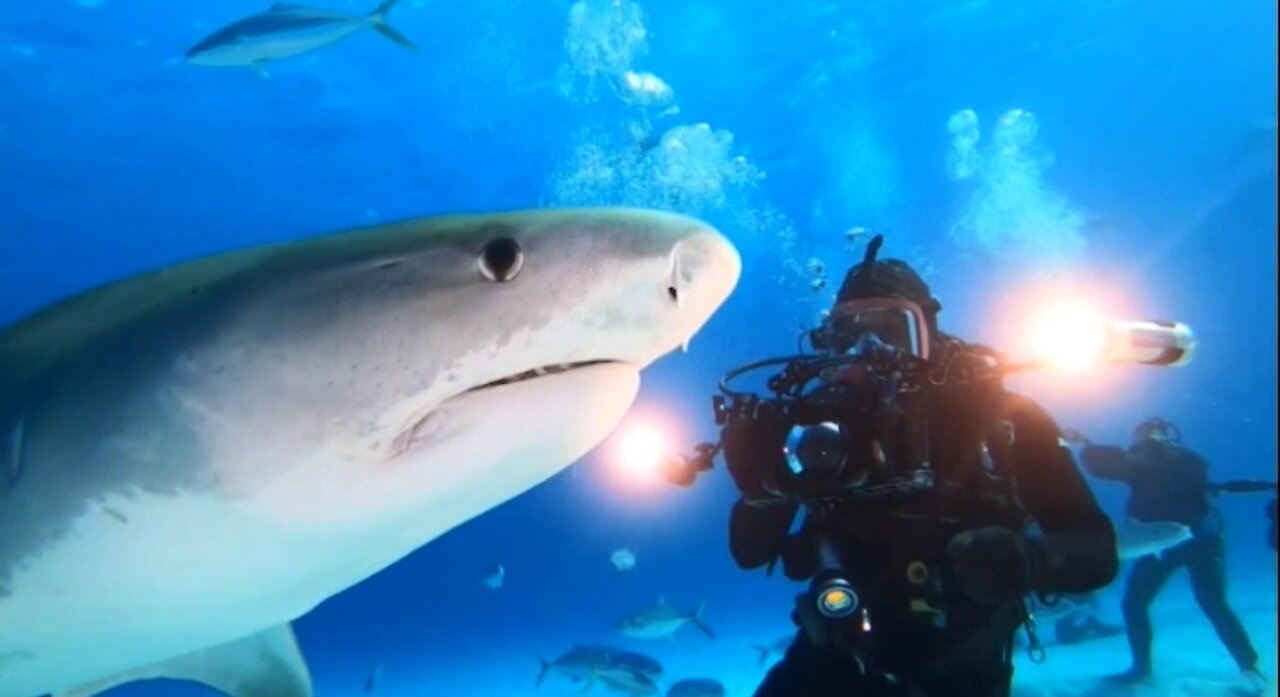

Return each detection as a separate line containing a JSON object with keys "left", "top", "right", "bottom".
{"left": 728, "top": 497, "right": 801, "bottom": 572}
{"left": 1208, "top": 479, "right": 1279, "bottom": 495}
{"left": 1078, "top": 443, "right": 1134, "bottom": 482}
{"left": 1008, "top": 395, "right": 1119, "bottom": 594}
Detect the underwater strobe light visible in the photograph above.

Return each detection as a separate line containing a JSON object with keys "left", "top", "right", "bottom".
{"left": 1029, "top": 306, "right": 1197, "bottom": 370}
{"left": 1101, "top": 319, "right": 1195, "bottom": 367}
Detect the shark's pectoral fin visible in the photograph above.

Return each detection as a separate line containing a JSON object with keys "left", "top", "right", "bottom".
{"left": 56, "top": 624, "right": 312, "bottom": 697}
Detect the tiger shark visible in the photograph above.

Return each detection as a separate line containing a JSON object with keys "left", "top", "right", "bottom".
{"left": 0, "top": 207, "right": 741, "bottom": 697}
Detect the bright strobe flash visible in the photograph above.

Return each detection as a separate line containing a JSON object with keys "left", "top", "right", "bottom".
{"left": 612, "top": 421, "right": 677, "bottom": 482}
{"left": 1030, "top": 303, "right": 1109, "bottom": 369}
{"left": 617, "top": 426, "right": 667, "bottom": 477}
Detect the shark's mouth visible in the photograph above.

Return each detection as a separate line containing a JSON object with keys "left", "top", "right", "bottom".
{"left": 390, "top": 360, "right": 625, "bottom": 458}
{"left": 465, "top": 360, "right": 619, "bottom": 394}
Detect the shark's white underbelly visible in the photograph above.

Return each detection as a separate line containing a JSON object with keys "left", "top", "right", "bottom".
{"left": 0, "top": 478, "right": 363, "bottom": 695}
{"left": 0, "top": 364, "right": 646, "bottom": 697}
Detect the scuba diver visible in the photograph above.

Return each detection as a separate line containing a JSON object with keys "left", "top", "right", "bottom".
{"left": 665, "top": 236, "right": 1119, "bottom": 697}
{"left": 1070, "top": 419, "right": 1274, "bottom": 689}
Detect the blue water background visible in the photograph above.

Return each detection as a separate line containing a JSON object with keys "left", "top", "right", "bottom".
{"left": 0, "top": 0, "right": 1274, "bottom": 694}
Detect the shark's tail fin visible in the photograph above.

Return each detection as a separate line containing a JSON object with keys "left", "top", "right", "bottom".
{"left": 689, "top": 600, "right": 716, "bottom": 639}
{"left": 751, "top": 645, "right": 771, "bottom": 665}
{"left": 367, "top": 0, "right": 417, "bottom": 49}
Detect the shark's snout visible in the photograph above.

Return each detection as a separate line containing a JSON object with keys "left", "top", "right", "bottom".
{"left": 667, "top": 226, "right": 742, "bottom": 310}
{"left": 646, "top": 217, "right": 742, "bottom": 359}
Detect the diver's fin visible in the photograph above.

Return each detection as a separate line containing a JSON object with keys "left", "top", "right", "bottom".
{"left": 368, "top": 0, "right": 417, "bottom": 49}
{"left": 55, "top": 624, "right": 312, "bottom": 697}
{"left": 689, "top": 600, "right": 716, "bottom": 639}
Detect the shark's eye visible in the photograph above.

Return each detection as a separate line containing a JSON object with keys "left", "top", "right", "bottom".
{"left": 478, "top": 238, "right": 523, "bottom": 282}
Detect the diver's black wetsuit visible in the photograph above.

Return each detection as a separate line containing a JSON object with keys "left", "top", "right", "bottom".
{"left": 1080, "top": 442, "right": 1260, "bottom": 676}
{"left": 733, "top": 352, "right": 1118, "bottom": 697}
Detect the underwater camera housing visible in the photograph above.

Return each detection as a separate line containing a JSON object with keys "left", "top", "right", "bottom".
{"left": 679, "top": 335, "right": 947, "bottom": 507}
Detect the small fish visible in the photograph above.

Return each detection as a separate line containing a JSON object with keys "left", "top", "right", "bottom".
{"left": 362, "top": 662, "right": 384, "bottom": 693}
{"left": 601, "top": 649, "right": 663, "bottom": 680}
{"left": 185, "top": 0, "right": 416, "bottom": 73}
{"left": 667, "top": 678, "right": 727, "bottom": 697}
{"left": 751, "top": 634, "right": 793, "bottom": 665}
{"left": 611, "top": 547, "right": 637, "bottom": 571}
{"left": 480, "top": 563, "right": 504, "bottom": 590}
{"left": 534, "top": 645, "right": 662, "bottom": 688}
{"left": 596, "top": 666, "right": 660, "bottom": 696}
{"left": 1116, "top": 519, "right": 1193, "bottom": 561}
{"left": 616, "top": 598, "right": 715, "bottom": 640}
{"left": 844, "top": 227, "right": 869, "bottom": 247}
{"left": 535, "top": 646, "right": 601, "bottom": 687}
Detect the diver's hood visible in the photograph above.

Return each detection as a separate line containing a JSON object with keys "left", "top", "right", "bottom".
{"left": 835, "top": 235, "right": 940, "bottom": 316}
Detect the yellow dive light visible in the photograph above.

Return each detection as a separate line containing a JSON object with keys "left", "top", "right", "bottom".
{"left": 816, "top": 579, "right": 860, "bottom": 618}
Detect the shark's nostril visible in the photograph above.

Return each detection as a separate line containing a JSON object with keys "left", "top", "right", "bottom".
{"left": 668, "top": 241, "right": 685, "bottom": 306}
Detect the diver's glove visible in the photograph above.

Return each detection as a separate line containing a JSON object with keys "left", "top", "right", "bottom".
{"left": 946, "top": 526, "right": 1041, "bottom": 604}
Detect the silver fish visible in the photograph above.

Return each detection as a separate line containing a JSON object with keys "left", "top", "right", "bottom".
{"left": 616, "top": 598, "right": 715, "bottom": 640}
{"left": 185, "top": 0, "right": 416, "bottom": 71}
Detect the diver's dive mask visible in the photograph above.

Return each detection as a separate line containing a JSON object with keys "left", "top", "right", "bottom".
{"left": 811, "top": 297, "right": 932, "bottom": 360}
{"left": 1132, "top": 417, "right": 1182, "bottom": 447}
